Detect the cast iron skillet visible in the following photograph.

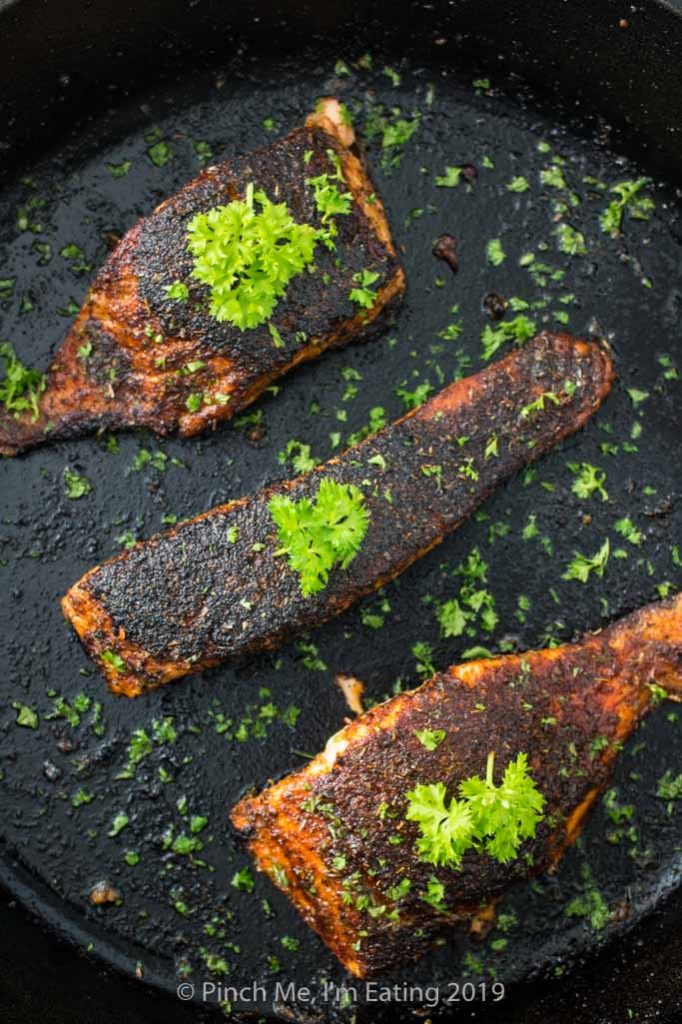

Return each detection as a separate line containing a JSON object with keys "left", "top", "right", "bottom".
{"left": 1, "top": 2, "right": 682, "bottom": 1022}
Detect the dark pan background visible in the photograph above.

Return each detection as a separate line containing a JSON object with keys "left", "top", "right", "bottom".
{"left": 1, "top": 2, "right": 682, "bottom": 1023}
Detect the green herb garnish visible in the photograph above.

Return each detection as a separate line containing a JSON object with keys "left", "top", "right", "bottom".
{"left": 563, "top": 539, "right": 610, "bottom": 582}
{"left": 269, "top": 479, "right": 370, "bottom": 597}
{"left": 568, "top": 462, "right": 608, "bottom": 502}
{"left": 348, "top": 269, "right": 380, "bottom": 309}
{"left": 614, "top": 516, "right": 642, "bottom": 546}
{"left": 63, "top": 467, "right": 92, "bottom": 500}
{"left": 102, "top": 650, "right": 127, "bottom": 673}
{"left": 13, "top": 701, "right": 38, "bottom": 729}
{"left": 555, "top": 223, "right": 587, "bottom": 256}
{"left": 507, "top": 176, "right": 530, "bottom": 193}
{"left": 0, "top": 342, "right": 45, "bottom": 421}
{"left": 434, "top": 166, "right": 462, "bottom": 188}
{"left": 481, "top": 315, "right": 535, "bottom": 360}
{"left": 307, "top": 156, "right": 352, "bottom": 249}
{"left": 486, "top": 238, "right": 506, "bottom": 266}
{"left": 165, "top": 280, "right": 189, "bottom": 301}
{"left": 600, "top": 178, "right": 654, "bottom": 235}
{"left": 415, "top": 729, "right": 446, "bottom": 751}
{"left": 406, "top": 751, "right": 545, "bottom": 867}
{"left": 186, "top": 183, "right": 318, "bottom": 330}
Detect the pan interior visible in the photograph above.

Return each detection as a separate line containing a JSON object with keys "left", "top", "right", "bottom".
{"left": 1, "top": 54, "right": 681, "bottom": 1018}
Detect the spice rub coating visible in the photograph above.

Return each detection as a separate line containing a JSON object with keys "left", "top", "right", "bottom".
{"left": 0, "top": 99, "right": 404, "bottom": 455}
{"left": 232, "top": 594, "right": 682, "bottom": 977}
{"left": 61, "top": 332, "right": 614, "bottom": 696}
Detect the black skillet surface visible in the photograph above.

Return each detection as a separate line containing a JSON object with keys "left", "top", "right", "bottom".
{"left": 1, "top": 2, "right": 682, "bottom": 1022}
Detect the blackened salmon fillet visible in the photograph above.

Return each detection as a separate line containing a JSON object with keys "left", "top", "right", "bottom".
{"left": 231, "top": 594, "right": 682, "bottom": 977}
{"left": 0, "top": 99, "right": 404, "bottom": 455}
{"left": 61, "top": 332, "right": 614, "bottom": 696}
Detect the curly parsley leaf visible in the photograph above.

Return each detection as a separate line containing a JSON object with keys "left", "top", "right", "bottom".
{"left": 436, "top": 598, "right": 468, "bottom": 638}
{"left": 614, "top": 516, "right": 642, "bottom": 546}
{"left": 307, "top": 151, "right": 352, "bottom": 249}
{"left": 555, "top": 223, "right": 587, "bottom": 256}
{"left": 269, "top": 479, "right": 370, "bottom": 597}
{"left": 13, "top": 701, "right": 39, "bottom": 729}
{"left": 405, "top": 782, "right": 474, "bottom": 867}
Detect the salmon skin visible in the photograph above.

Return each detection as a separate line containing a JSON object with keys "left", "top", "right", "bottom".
{"left": 61, "top": 332, "right": 614, "bottom": 696}
{"left": 231, "top": 594, "right": 682, "bottom": 978}
{"left": 0, "top": 99, "right": 404, "bottom": 456}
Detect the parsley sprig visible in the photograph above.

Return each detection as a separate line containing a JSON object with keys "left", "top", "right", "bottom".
{"left": 186, "top": 183, "right": 318, "bottom": 330}
{"left": 185, "top": 150, "right": 355, "bottom": 331}
{"left": 405, "top": 751, "right": 545, "bottom": 867}
{"left": 269, "top": 479, "right": 370, "bottom": 597}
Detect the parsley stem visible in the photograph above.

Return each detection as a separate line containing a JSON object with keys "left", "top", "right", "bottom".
{"left": 486, "top": 750, "right": 496, "bottom": 787}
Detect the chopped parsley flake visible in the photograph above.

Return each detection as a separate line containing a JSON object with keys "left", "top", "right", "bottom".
{"left": 102, "top": 650, "right": 126, "bottom": 673}
{"left": 614, "top": 516, "right": 642, "bottom": 546}
{"left": 364, "top": 104, "right": 420, "bottom": 170}
{"left": 108, "top": 813, "right": 129, "bottom": 837}
{"left": 520, "top": 390, "right": 561, "bottom": 419}
{"left": 146, "top": 131, "right": 172, "bottom": 167}
{"left": 165, "top": 280, "right": 189, "bottom": 301}
{"left": 626, "top": 387, "right": 649, "bottom": 407}
{"left": 63, "top": 467, "right": 92, "bottom": 499}
{"left": 185, "top": 393, "right": 203, "bottom": 413}
{"left": 486, "top": 238, "right": 506, "bottom": 266}
{"left": 568, "top": 462, "right": 608, "bottom": 502}
{"left": 563, "top": 539, "right": 610, "bottom": 583}
{"left": 540, "top": 164, "right": 567, "bottom": 190}
{"left": 348, "top": 269, "right": 380, "bottom": 309}
{"left": 0, "top": 342, "right": 45, "bottom": 420}
{"left": 434, "top": 166, "right": 462, "bottom": 188}
{"left": 600, "top": 178, "right": 654, "bottom": 235}
{"left": 395, "top": 381, "right": 433, "bottom": 411}
{"left": 107, "top": 161, "right": 132, "bottom": 178}
{"left": 278, "top": 439, "right": 317, "bottom": 474}
{"left": 231, "top": 867, "right": 255, "bottom": 892}
{"left": 481, "top": 315, "right": 535, "bottom": 360}
{"left": 555, "top": 223, "right": 587, "bottom": 256}
{"left": 507, "top": 176, "right": 530, "bottom": 193}
{"left": 307, "top": 157, "right": 352, "bottom": 249}
{"left": 415, "top": 729, "right": 446, "bottom": 751}
{"left": 13, "top": 702, "right": 38, "bottom": 729}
